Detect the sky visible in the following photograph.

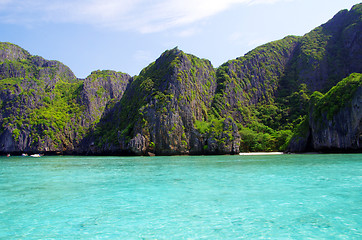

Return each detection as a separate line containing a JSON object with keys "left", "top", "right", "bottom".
{"left": 0, "top": 0, "right": 360, "bottom": 78}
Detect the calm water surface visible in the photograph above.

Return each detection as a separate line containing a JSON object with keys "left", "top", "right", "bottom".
{"left": 0, "top": 154, "right": 361, "bottom": 239}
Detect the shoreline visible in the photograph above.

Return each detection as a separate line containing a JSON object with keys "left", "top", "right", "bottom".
{"left": 1, "top": 151, "right": 360, "bottom": 157}
{"left": 239, "top": 152, "right": 284, "bottom": 156}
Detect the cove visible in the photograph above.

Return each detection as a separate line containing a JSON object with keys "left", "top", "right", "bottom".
{"left": 0, "top": 154, "right": 361, "bottom": 239}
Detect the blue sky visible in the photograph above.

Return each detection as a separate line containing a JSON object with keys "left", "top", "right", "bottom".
{"left": 0, "top": 0, "right": 360, "bottom": 78}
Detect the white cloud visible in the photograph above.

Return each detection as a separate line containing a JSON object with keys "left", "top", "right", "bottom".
{"left": 0, "top": 0, "right": 292, "bottom": 33}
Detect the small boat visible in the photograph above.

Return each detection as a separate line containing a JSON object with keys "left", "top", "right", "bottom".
{"left": 30, "top": 154, "right": 42, "bottom": 157}
{"left": 22, "top": 153, "right": 28, "bottom": 156}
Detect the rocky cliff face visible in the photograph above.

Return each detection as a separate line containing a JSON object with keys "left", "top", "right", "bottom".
{"left": 214, "top": 36, "right": 299, "bottom": 122}
{"left": 138, "top": 49, "right": 218, "bottom": 155}
{"left": 0, "top": 42, "right": 30, "bottom": 62}
{"left": 92, "top": 48, "right": 245, "bottom": 155}
{"left": 311, "top": 88, "right": 361, "bottom": 151}
{"left": 0, "top": 42, "right": 77, "bottom": 152}
{"left": 79, "top": 70, "right": 132, "bottom": 124}
{"left": 287, "top": 73, "right": 361, "bottom": 152}
{"left": 88, "top": 48, "right": 224, "bottom": 155}
{"left": 0, "top": 42, "right": 131, "bottom": 153}
{"left": 0, "top": 4, "right": 361, "bottom": 155}
{"left": 280, "top": 3, "right": 362, "bottom": 94}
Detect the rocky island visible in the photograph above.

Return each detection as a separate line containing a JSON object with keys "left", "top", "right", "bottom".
{"left": 0, "top": 3, "right": 361, "bottom": 155}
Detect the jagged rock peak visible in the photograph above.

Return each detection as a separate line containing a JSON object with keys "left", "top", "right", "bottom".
{"left": 152, "top": 47, "right": 181, "bottom": 65}
{"left": 0, "top": 42, "right": 30, "bottom": 62}
{"left": 310, "top": 2, "right": 361, "bottom": 36}
{"left": 152, "top": 47, "right": 213, "bottom": 70}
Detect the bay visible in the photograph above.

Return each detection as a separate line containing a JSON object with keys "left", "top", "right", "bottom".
{"left": 0, "top": 154, "right": 361, "bottom": 239}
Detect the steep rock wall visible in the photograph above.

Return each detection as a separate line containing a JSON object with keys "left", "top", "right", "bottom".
{"left": 0, "top": 43, "right": 132, "bottom": 153}
{"left": 310, "top": 87, "right": 361, "bottom": 151}
{"left": 214, "top": 36, "right": 299, "bottom": 121}
{"left": 280, "top": 4, "right": 362, "bottom": 94}
{"left": 0, "top": 4, "right": 361, "bottom": 155}
{"left": 287, "top": 73, "right": 361, "bottom": 152}
{"left": 89, "top": 48, "right": 221, "bottom": 155}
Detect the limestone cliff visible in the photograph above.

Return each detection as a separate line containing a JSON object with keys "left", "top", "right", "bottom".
{"left": 311, "top": 89, "right": 361, "bottom": 151}
{"left": 213, "top": 36, "right": 299, "bottom": 122}
{"left": 79, "top": 70, "right": 132, "bottom": 125}
{"left": 0, "top": 42, "right": 131, "bottom": 153}
{"left": 280, "top": 3, "right": 362, "bottom": 94}
{"left": 89, "top": 48, "right": 223, "bottom": 155}
{"left": 287, "top": 73, "right": 361, "bottom": 152}
{"left": 0, "top": 4, "right": 361, "bottom": 155}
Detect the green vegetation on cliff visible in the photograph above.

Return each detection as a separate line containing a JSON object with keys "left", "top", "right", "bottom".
{"left": 193, "top": 36, "right": 302, "bottom": 152}
{"left": 0, "top": 43, "right": 132, "bottom": 152}
{"left": 93, "top": 47, "right": 217, "bottom": 154}
{"left": 310, "top": 73, "right": 361, "bottom": 121}
{"left": 0, "top": 52, "right": 86, "bottom": 149}
{"left": 213, "top": 36, "right": 300, "bottom": 117}
{"left": 93, "top": 48, "right": 181, "bottom": 146}
{"left": 287, "top": 72, "right": 361, "bottom": 152}
{"left": 0, "top": 3, "right": 361, "bottom": 154}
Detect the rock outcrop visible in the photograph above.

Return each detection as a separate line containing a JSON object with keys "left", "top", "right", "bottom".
{"left": 287, "top": 73, "right": 361, "bottom": 152}
{"left": 79, "top": 70, "right": 132, "bottom": 124}
{"left": 0, "top": 3, "right": 361, "bottom": 155}
{"left": 280, "top": 3, "right": 362, "bottom": 94}
{"left": 88, "top": 48, "right": 223, "bottom": 155}
{"left": 214, "top": 36, "right": 300, "bottom": 122}
{"left": 0, "top": 42, "right": 132, "bottom": 154}
{"left": 311, "top": 89, "right": 361, "bottom": 151}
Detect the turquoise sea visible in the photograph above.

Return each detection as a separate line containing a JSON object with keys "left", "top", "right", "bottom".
{"left": 0, "top": 154, "right": 361, "bottom": 239}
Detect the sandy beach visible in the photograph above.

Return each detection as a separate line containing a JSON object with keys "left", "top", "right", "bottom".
{"left": 239, "top": 152, "right": 284, "bottom": 156}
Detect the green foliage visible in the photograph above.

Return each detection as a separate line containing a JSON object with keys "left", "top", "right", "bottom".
{"left": 275, "top": 83, "right": 312, "bottom": 130}
{"left": 96, "top": 86, "right": 106, "bottom": 98}
{"left": 212, "top": 36, "right": 300, "bottom": 119}
{"left": 311, "top": 73, "right": 361, "bottom": 121}
{"left": 299, "top": 27, "right": 331, "bottom": 63}
{"left": 94, "top": 47, "right": 214, "bottom": 147}
{"left": 238, "top": 124, "right": 292, "bottom": 152}
{"left": 0, "top": 51, "right": 85, "bottom": 149}
{"left": 22, "top": 80, "right": 84, "bottom": 143}
{"left": 89, "top": 70, "right": 112, "bottom": 80}
{"left": 194, "top": 120, "right": 211, "bottom": 134}
{"left": 287, "top": 73, "right": 361, "bottom": 150}
{"left": 0, "top": 42, "right": 30, "bottom": 60}
{"left": 233, "top": 82, "right": 313, "bottom": 152}
{"left": 1, "top": 5, "right": 361, "bottom": 156}
{"left": 12, "top": 128, "right": 20, "bottom": 141}
{"left": 93, "top": 49, "right": 180, "bottom": 145}
{"left": 239, "top": 126, "right": 270, "bottom": 152}
{"left": 195, "top": 114, "right": 225, "bottom": 135}
{"left": 291, "top": 115, "right": 310, "bottom": 138}
{"left": 0, "top": 77, "right": 24, "bottom": 93}
{"left": 140, "top": 77, "right": 154, "bottom": 91}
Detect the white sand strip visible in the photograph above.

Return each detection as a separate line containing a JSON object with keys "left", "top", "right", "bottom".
{"left": 239, "top": 152, "right": 284, "bottom": 156}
